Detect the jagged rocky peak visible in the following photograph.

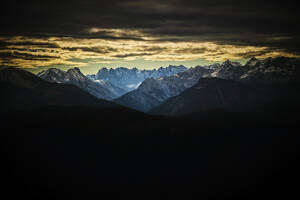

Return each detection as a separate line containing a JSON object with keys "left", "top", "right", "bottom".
{"left": 245, "top": 57, "right": 260, "bottom": 67}
{"left": 99, "top": 67, "right": 109, "bottom": 72}
{"left": 67, "top": 67, "right": 86, "bottom": 80}
{"left": 223, "top": 60, "right": 242, "bottom": 67}
{"left": 38, "top": 68, "right": 72, "bottom": 83}
{"left": 249, "top": 57, "right": 258, "bottom": 61}
{"left": 261, "top": 56, "right": 299, "bottom": 68}
{"left": 209, "top": 63, "right": 221, "bottom": 68}
{"left": 38, "top": 67, "right": 87, "bottom": 82}
{"left": 261, "top": 57, "right": 273, "bottom": 64}
{"left": 165, "top": 65, "right": 186, "bottom": 70}
{"left": 48, "top": 68, "right": 64, "bottom": 73}
{"left": 38, "top": 68, "right": 63, "bottom": 76}
{"left": 39, "top": 67, "right": 83, "bottom": 76}
{"left": 38, "top": 67, "right": 125, "bottom": 100}
{"left": 67, "top": 67, "right": 81, "bottom": 74}
{"left": 214, "top": 60, "right": 245, "bottom": 81}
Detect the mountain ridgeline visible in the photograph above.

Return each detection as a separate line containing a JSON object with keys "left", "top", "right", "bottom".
{"left": 87, "top": 65, "right": 187, "bottom": 92}
{"left": 37, "top": 65, "right": 187, "bottom": 101}
{"left": 37, "top": 67, "right": 127, "bottom": 100}
{"left": 4, "top": 56, "right": 299, "bottom": 115}
{"left": 149, "top": 78, "right": 270, "bottom": 116}
{"left": 116, "top": 57, "right": 300, "bottom": 112}
{"left": 114, "top": 64, "right": 219, "bottom": 111}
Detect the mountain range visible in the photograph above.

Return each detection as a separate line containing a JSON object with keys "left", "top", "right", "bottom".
{"left": 114, "top": 65, "right": 218, "bottom": 111}
{"left": 214, "top": 57, "right": 300, "bottom": 83}
{"left": 37, "top": 67, "right": 126, "bottom": 100}
{"left": 37, "top": 65, "right": 187, "bottom": 101}
{"left": 2, "top": 56, "right": 299, "bottom": 116}
{"left": 116, "top": 57, "right": 300, "bottom": 112}
{"left": 87, "top": 65, "right": 187, "bottom": 92}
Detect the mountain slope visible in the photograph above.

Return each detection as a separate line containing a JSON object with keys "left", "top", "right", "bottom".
{"left": 149, "top": 78, "right": 269, "bottom": 116}
{"left": 0, "top": 67, "right": 118, "bottom": 113}
{"left": 115, "top": 57, "right": 300, "bottom": 112}
{"left": 114, "top": 65, "right": 217, "bottom": 112}
{"left": 38, "top": 68, "right": 126, "bottom": 100}
{"left": 213, "top": 57, "right": 300, "bottom": 83}
{"left": 88, "top": 65, "right": 187, "bottom": 92}
{"left": 114, "top": 86, "right": 161, "bottom": 112}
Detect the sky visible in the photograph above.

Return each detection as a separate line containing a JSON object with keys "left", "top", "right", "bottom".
{"left": 1, "top": 0, "right": 300, "bottom": 74}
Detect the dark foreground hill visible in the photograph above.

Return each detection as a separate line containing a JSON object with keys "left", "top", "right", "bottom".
{"left": 1, "top": 104, "right": 300, "bottom": 200}
{"left": 150, "top": 78, "right": 266, "bottom": 116}
{"left": 0, "top": 67, "right": 118, "bottom": 113}
{"left": 150, "top": 77, "right": 300, "bottom": 116}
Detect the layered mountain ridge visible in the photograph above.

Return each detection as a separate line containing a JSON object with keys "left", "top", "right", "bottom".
{"left": 114, "top": 65, "right": 218, "bottom": 111}
{"left": 214, "top": 57, "right": 300, "bottom": 83}
{"left": 115, "top": 57, "right": 300, "bottom": 112}
{"left": 2, "top": 56, "right": 299, "bottom": 114}
{"left": 149, "top": 77, "right": 269, "bottom": 116}
{"left": 88, "top": 65, "right": 187, "bottom": 92}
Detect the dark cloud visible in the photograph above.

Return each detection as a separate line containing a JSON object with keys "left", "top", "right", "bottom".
{"left": 139, "top": 46, "right": 168, "bottom": 53}
{"left": 0, "top": 51, "right": 59, "bottom": 61}
{"left": 0, "top": 41, "right": 60, "bottom": 48}
{"left": 114, "top": 53, "right": 155, "bottom": 58}
{"left": 232, "top": 50, "right": 275, "bottom": 59}
{"left": 1, "top": 0, "right": 300, "bottom": 61}
{"left": 62, "top": 46, "right": 117, "bottom": 54}
{"left": 175, "top": 48, "right": 208, "bottom": 54}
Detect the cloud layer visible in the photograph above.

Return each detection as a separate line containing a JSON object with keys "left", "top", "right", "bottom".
{"left": 1, "top": 0, "right": 300, "bottom": 71}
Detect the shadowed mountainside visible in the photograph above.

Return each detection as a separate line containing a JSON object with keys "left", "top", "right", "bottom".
{"left": 114, "top": 65, "right": 217, "bottom": 112}
{"left": 0, "top": 67, "right": 118, "bottom": 113}
{"left": 1, "top": 104, "right": 300, "bottom": 199}
{"left": 149, "top": 77, "right": 300, "bottom": 116}
{"left": 115, "top": 57, "right": 300, "bottom": 112}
